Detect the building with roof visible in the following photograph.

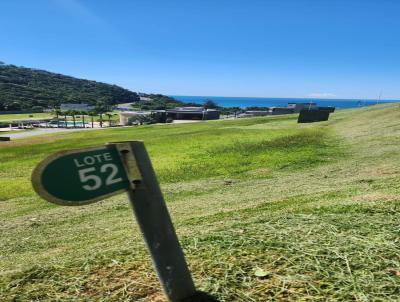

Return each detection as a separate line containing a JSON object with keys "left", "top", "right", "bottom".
{"left": 166, "top": 107, "right": 220, "bottom": 120}
{"left": 268, "top": 107, "right": 295, "bottom": 115}
{"left": 119, "top": 111, "right": 152, "bottom": 125}
{"left": 287, "top": 102, "right": 317, "bottom": 113}
{"left": 119, "top": 107, "right": 220, "bottom": 125}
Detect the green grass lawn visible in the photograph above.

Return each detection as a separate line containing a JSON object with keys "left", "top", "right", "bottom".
{"left": 0, "top": 129, "right": 34, "bottom": 135}
{"left": 0, "top": 105, "right": 399, "bottom": 301}
{"left": 0, "top": 112, "right": 53, "bottom": 122}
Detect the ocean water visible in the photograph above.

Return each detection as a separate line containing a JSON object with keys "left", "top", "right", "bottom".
{"left": 171, "top": 95, "right": 400, "bottom": 109}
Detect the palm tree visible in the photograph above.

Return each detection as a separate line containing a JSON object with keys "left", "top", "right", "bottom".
{"left": 99, "top": 112, "right": 103, "bottom": 128}
{"left": 105, "top": 113, "right": 114, "bottom": 127}
{"left": 51, "top": 109, "right": 62, "bottom": 128}
{"left": 80, "top": 111, "right": 86, "bottom": 128}
{"left": 71, "top": 110, "right": 77, "bottom": 128}
{"left": 95, "top": 100, "right": 107, "bottom": 128}
{"left": 64, "top": 111, "right": 68, "bottom": 128}
{"left": 88, "top": 111, "right": 96, "bottom": 128}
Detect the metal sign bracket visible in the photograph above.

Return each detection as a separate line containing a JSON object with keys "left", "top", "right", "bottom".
{"left": 111, "top": 142, "right": 142, "bottom": 190}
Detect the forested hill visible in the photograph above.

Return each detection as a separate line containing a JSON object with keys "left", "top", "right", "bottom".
{"left": 0, "top": 63, "right": 139, "bottom": 111}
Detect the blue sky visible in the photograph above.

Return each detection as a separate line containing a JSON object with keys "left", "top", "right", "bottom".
{"left": 1, "top": 0, "right": 400, "bottom": 99}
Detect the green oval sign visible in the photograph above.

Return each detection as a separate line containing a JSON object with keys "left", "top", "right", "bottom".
{"left": 32, "top": 146, "right": 130, "bottom": 205}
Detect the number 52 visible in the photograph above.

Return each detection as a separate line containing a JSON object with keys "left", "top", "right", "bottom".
{"left": 78, "top": 164, "right": 122, "bottom": 191}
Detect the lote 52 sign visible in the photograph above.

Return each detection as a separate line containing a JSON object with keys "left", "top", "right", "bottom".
{"left": 32, "top": 146, "right": 130, "bottom": 205}
{"left": 31, "top": 141, "right": 198, "bottom": 302}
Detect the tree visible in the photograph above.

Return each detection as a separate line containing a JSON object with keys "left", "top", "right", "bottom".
{"left": 32, "top": 106, "right": 44, "bottom": 111}
{"left": 6, "top": 101, "right": 21, "bottom": 110}
{"left": 67, "top": 110, "right": 78, "bottom": 128}
{"left": 63, "top": 111, "right": 68, "bottom": 128}
{"left": 52, "top": 109, "right": 62, "bottom": 128}
{"left": 88, "top": 111, "right": 96, "bottom": 128}
{"left": 80, "top": 111, "right": 86, "bottom": 128}
{"left": 105, "top": 113, "right": 114, "bottom": 127}
{"left": 95, "top": 101, "right": 107, "bottom": 128}
{"left": 203, "top": 99, "right": 218, "bottom": 109}
{"left": 0, "top": 64, "right": 140, "bottom": 111}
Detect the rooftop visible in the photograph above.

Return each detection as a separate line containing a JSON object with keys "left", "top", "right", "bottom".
{"left": 168, "top": 107, "right": 219, "bottom": 112}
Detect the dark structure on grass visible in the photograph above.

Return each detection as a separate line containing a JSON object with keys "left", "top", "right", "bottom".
{"left": 298, "top": 107, "right": 335, "bottom": 123}
{"left": 316, "top": 106, "right": 335, "bottom": 113}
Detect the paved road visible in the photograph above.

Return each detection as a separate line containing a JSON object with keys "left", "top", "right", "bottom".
{"left": 116, "top": 102, "right": 135, "bottom": 110}
{"left": 1, "top": 127, "right": 107, "bottom": 139}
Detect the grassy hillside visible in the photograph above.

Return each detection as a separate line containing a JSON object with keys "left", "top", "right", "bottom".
{"left": 0, "top": 64, "right": 139, "bottom": 110}
{"left": 0, "top": 104, "right": 399, "bottom": 301}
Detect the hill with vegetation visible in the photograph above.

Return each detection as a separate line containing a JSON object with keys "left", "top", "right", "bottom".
{"left": 132, "top": 93, "right": 196, "bottom": 110}
{"left": 0, "top": 63, "right": 140, "bottom": 111}
{"left": 0, "top": 104, "right": 399, "bottom": 301}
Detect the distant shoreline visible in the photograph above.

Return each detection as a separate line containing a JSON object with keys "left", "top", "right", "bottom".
{"left": 170, "top": 95, "right": 400, "bottom": 109}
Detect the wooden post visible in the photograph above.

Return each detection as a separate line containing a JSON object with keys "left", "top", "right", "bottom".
{"left": 110, "top": 141, "right": 196, "bottom": 302}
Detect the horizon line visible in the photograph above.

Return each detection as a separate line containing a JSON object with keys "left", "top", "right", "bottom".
{"left": 168, "top": 95, "right": 400, "bottom": 102}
